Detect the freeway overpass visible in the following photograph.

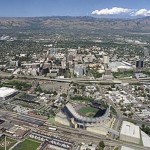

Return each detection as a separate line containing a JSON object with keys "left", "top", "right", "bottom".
{"left": 0, "top": 71, "right": 139, "bottom": 84}
{"left": 16, "top": 75, "right": 140, "bottom": 84}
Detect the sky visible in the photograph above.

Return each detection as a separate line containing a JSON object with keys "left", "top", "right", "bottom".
{"left": 0, "top": 0, "right": 150, "bottom": 17}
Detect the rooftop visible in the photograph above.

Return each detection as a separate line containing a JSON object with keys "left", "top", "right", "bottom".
{"left": 120, "top": 121, "right": 140, "bottom": 139}
{"left": 0, "top": 87, "right": 17, "bottom": 98}
{"left": 121, "top": 146, "right": 135, "bottom": 150}
{"left": 141, "top": 131, "right": 150, "bottom": 148}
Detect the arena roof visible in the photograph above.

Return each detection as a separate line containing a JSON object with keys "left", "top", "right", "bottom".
{"left": 0, "top": 87, "right": 18, "bottom": 98}
{"left": 66, "top": 103, "right": 110, "bottom": 123}
{"left": 121, "top": 146, "right": 135, "bottom": 150}
{"left": 120, "top": 121, "right": 140, "bottom": 139}
{"left": 109, "top": 61, "right": 133, "bottom": 72}
{"left": 141, "top": 131, "right": 150, "bottom": 148}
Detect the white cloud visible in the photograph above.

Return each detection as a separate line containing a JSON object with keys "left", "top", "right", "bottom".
{"left": 92, "top": 7, "right": 150, "bottom": 17}
{"left": 134, "top": 9, "right": 150, "bottom": 16}
{"left": 92, "top": 7, "right": 133, "bottom": 15}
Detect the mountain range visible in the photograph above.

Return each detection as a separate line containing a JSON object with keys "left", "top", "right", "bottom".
{"left": 0, "top": 16, "right": 150, "bottom": 36}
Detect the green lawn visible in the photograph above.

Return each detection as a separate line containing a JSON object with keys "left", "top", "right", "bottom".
{"left": 13, "top": 138, "right": 41, "bottom": 150}
{"left": 48, "top": 116, "right": 56, "bottom": 124}
{"left": 113, "top": 71, "right": 134, "bottom": 78}
{"left": 0, "top": 136, "right": 17, "bottom": 150}
{"left": 78, "top": 107, "right": 99, "bottom": 117}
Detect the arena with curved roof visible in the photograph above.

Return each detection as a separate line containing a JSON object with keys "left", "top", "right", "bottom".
{"left": 63, "top": 103, "right": 110, "bottom": 127}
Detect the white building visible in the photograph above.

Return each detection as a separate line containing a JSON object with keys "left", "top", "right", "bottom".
{"left": 80, "top": 143, "right": 97, "bottom": 150}
{"left": 141, "top": 131, "right": 150, "bottom": 148}
{"left": 74, "top": 64, "right": 86, "bottom": 77}
{"left": 85, "top": 86, "right": 97, "bottom": 92}
{"left": 109, "top": 62, "right": 133, "bottom": 72}
{"left": 13, "top": 106, "right": 31, "bottom": 114}
{"left": 121, "top": 146, "right": 135, "bottom": 150}
{"left": 120, "top": 121, "right": 140, "bottom": 144}
{"left": 0, "top": 87, "right": 18, "bottom": 100}
{"left": 103, "top": 55, "right": 109, "bottom": 64}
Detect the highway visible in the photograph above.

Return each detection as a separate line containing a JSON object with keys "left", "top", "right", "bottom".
{"left": 16, "top": 74, "right": 140, "bottom": 84}
{"left": 0, "top": 71, "right": 139, "bottom": 84}
{"left": 124, "top": 117, "right": 150, "bottom": 126}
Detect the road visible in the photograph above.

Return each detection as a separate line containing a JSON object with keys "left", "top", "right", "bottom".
{"left": 124, "top": 117, "right": 150, "bottom": 126}
{"left": 0, "top": 71, "right": 139, "bottom": 84}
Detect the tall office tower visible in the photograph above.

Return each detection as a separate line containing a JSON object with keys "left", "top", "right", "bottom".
{"left": 103, "top": 55, "right": 109, "bottom": 69}
{"left": 144, "top": 47, "right": 149, "bottom": 58}
{"left": 136, "top": 60, "right": 144, "bottom": 72}
{"left": 74, "top": 64, "right": 86, "bottom": 77}
{"left": 65, "top": 49, "right": 69, "bottom": 70}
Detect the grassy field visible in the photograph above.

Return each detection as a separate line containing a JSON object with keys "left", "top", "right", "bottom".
{"left": 113, "top": 71, "right": 134, "bottom": 78}
{"left": 48, "top": 116, "right": 56, "bottom": 124}
{"left": 0, "top": 136, "right": 17, "bottom": 150}
{"left": 13, "top": 138, "right": 41, "bottom": 150}
{"left": 78, "top": 107, "right": 99, "bottom": 117}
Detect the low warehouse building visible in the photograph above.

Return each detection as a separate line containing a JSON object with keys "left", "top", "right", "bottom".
{"left": 120, "top": 121, "right": 140, "bottom": 144}
{"left": 121, "top": 146, "right": 135, "bottom": 150}
{"left": 0, "top": 87, "right": 18, "bottom": 100}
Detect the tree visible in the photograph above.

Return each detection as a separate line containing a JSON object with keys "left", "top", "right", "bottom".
{"left": 35, "top": 86, "right": 42, "bottom": 93}
{"left": 99, "top": 141, "right": 105, "bottom": 150}
{"left": 142, "top": 124, "right": 145, "bottom": 129}
{"left": 111, "top": 84, "right": 115, "bottom": 88}
{"left": 80, "top": 85, "right": 85, "bottom": 91}
{"left": 53, "top": 91, "right": 57, "bottom": 95}
{"left": 108, "top": 87, "right": 112, "bottom": 91}
{"left": 61, "top": 93, "right": 67, "bottom": 98}
{"left": 74, "top": 88, "right": 77, "bottom": 93}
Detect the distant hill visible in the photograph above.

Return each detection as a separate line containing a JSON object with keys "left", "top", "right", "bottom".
{"left": 0, "top": 16, "right": 150, "bottom": 35}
